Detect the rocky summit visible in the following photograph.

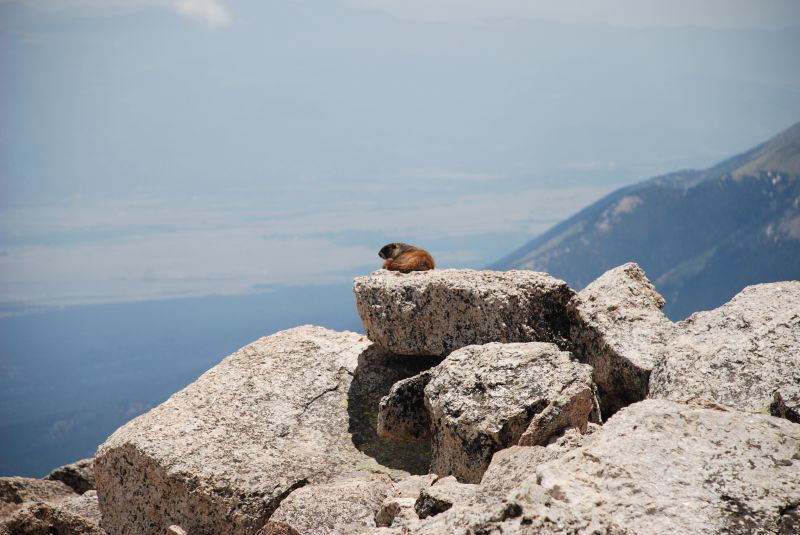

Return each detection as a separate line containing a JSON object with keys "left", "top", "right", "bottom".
{"left": 3, "top": 265, "right": 798, "bottom": 535}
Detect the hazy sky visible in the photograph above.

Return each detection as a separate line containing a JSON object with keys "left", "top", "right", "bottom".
{"left": 350, "top": 0, "right": 800, "bottom": 27}
{"left": 10, "top": 0, "right": 800, "bottom": 28}
{"left": 1, "top": 0, "right": 799, "bottom": 309}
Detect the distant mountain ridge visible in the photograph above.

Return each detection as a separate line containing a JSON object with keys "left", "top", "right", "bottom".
{"left": 492, "top": 121, "right": 800, "bottom": 320}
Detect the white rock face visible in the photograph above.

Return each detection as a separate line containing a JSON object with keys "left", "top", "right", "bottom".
{"left": 425, "top": 342, "right": 597, "bottom": 483}
{"left": 571, "top": 262, "right": 674, "bottom": 416}
{"left": 411, "top": 400, "right": 800, "bottom": 534}
{"left": 95, "top": 326, "right": 433, "bottom": 535}
{"left": 650, "top": 281, "right": 800, "bottom": 421}
{"left": 353, "top": 269, "right": 577, "bottom": 356}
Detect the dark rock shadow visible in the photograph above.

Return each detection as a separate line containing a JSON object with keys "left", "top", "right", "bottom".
{"left": 563, "top": 297, "right": 653, "bottom": 421}
{"left": 568, "top": 319, "right": 651, "bottom": 420}
{"left": 347, "top": 346, "right": 443, "bottom": 474}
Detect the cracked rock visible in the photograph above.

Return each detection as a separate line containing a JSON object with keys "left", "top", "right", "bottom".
{"left": 96, "top": 326, "right": 433, "bottom": 535}
{"left": 353, "top": 269, "right": 577, "bottom": 356}
{"left": 424, "top": 342, "right": 597, "bottom": 483}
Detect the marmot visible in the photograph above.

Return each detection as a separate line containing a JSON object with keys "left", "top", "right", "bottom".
{"left": 379, "top": 243, "right": 435, "bottom": 273}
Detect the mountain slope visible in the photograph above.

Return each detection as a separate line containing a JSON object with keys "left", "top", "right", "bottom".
{"left": 492, "top": 121, "right": 800, "bottom": 320}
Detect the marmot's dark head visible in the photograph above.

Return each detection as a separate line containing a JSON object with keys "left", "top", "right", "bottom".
{"left": 379, "top": 242, "right": 415, "bottom": 260}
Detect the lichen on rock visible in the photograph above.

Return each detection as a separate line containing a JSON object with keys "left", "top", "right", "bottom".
{"left": 353, "top": 269, "right": 577, "bottom": 356}
{"left": 424, "top": 342, "right": 597, "bottom": 483}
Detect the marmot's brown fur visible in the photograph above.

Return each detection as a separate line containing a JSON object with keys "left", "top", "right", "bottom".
{"left": 378, "top": 243, "right": 435, "bottom": 273}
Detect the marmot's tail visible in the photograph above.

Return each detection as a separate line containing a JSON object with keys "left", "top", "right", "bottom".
{"left": 385, "top": 250, "right": 435, "bottom": 273}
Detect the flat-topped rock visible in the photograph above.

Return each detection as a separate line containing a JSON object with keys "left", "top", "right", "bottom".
{"left": 424, "top": 342, "right": 598, "bottom": 483}
{"left": 96, "top": 326, "right": 434, "bottom": 535}
{"left": 353, "top": 269, "right": 577, "bottom": 356}
{"left": 571, "top": 262, "right": 675, "bottom": 416}
{"left": 650, "top": 281, "right": 800, "bottom": 421}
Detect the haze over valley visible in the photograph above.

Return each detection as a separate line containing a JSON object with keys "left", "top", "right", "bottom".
{"left": 3, "top": 1, "right": 800, "bottom": 311}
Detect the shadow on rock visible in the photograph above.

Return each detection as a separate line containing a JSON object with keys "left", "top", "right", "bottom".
{"left": 347, "top": 346, "right": 443, "bottom": 475}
